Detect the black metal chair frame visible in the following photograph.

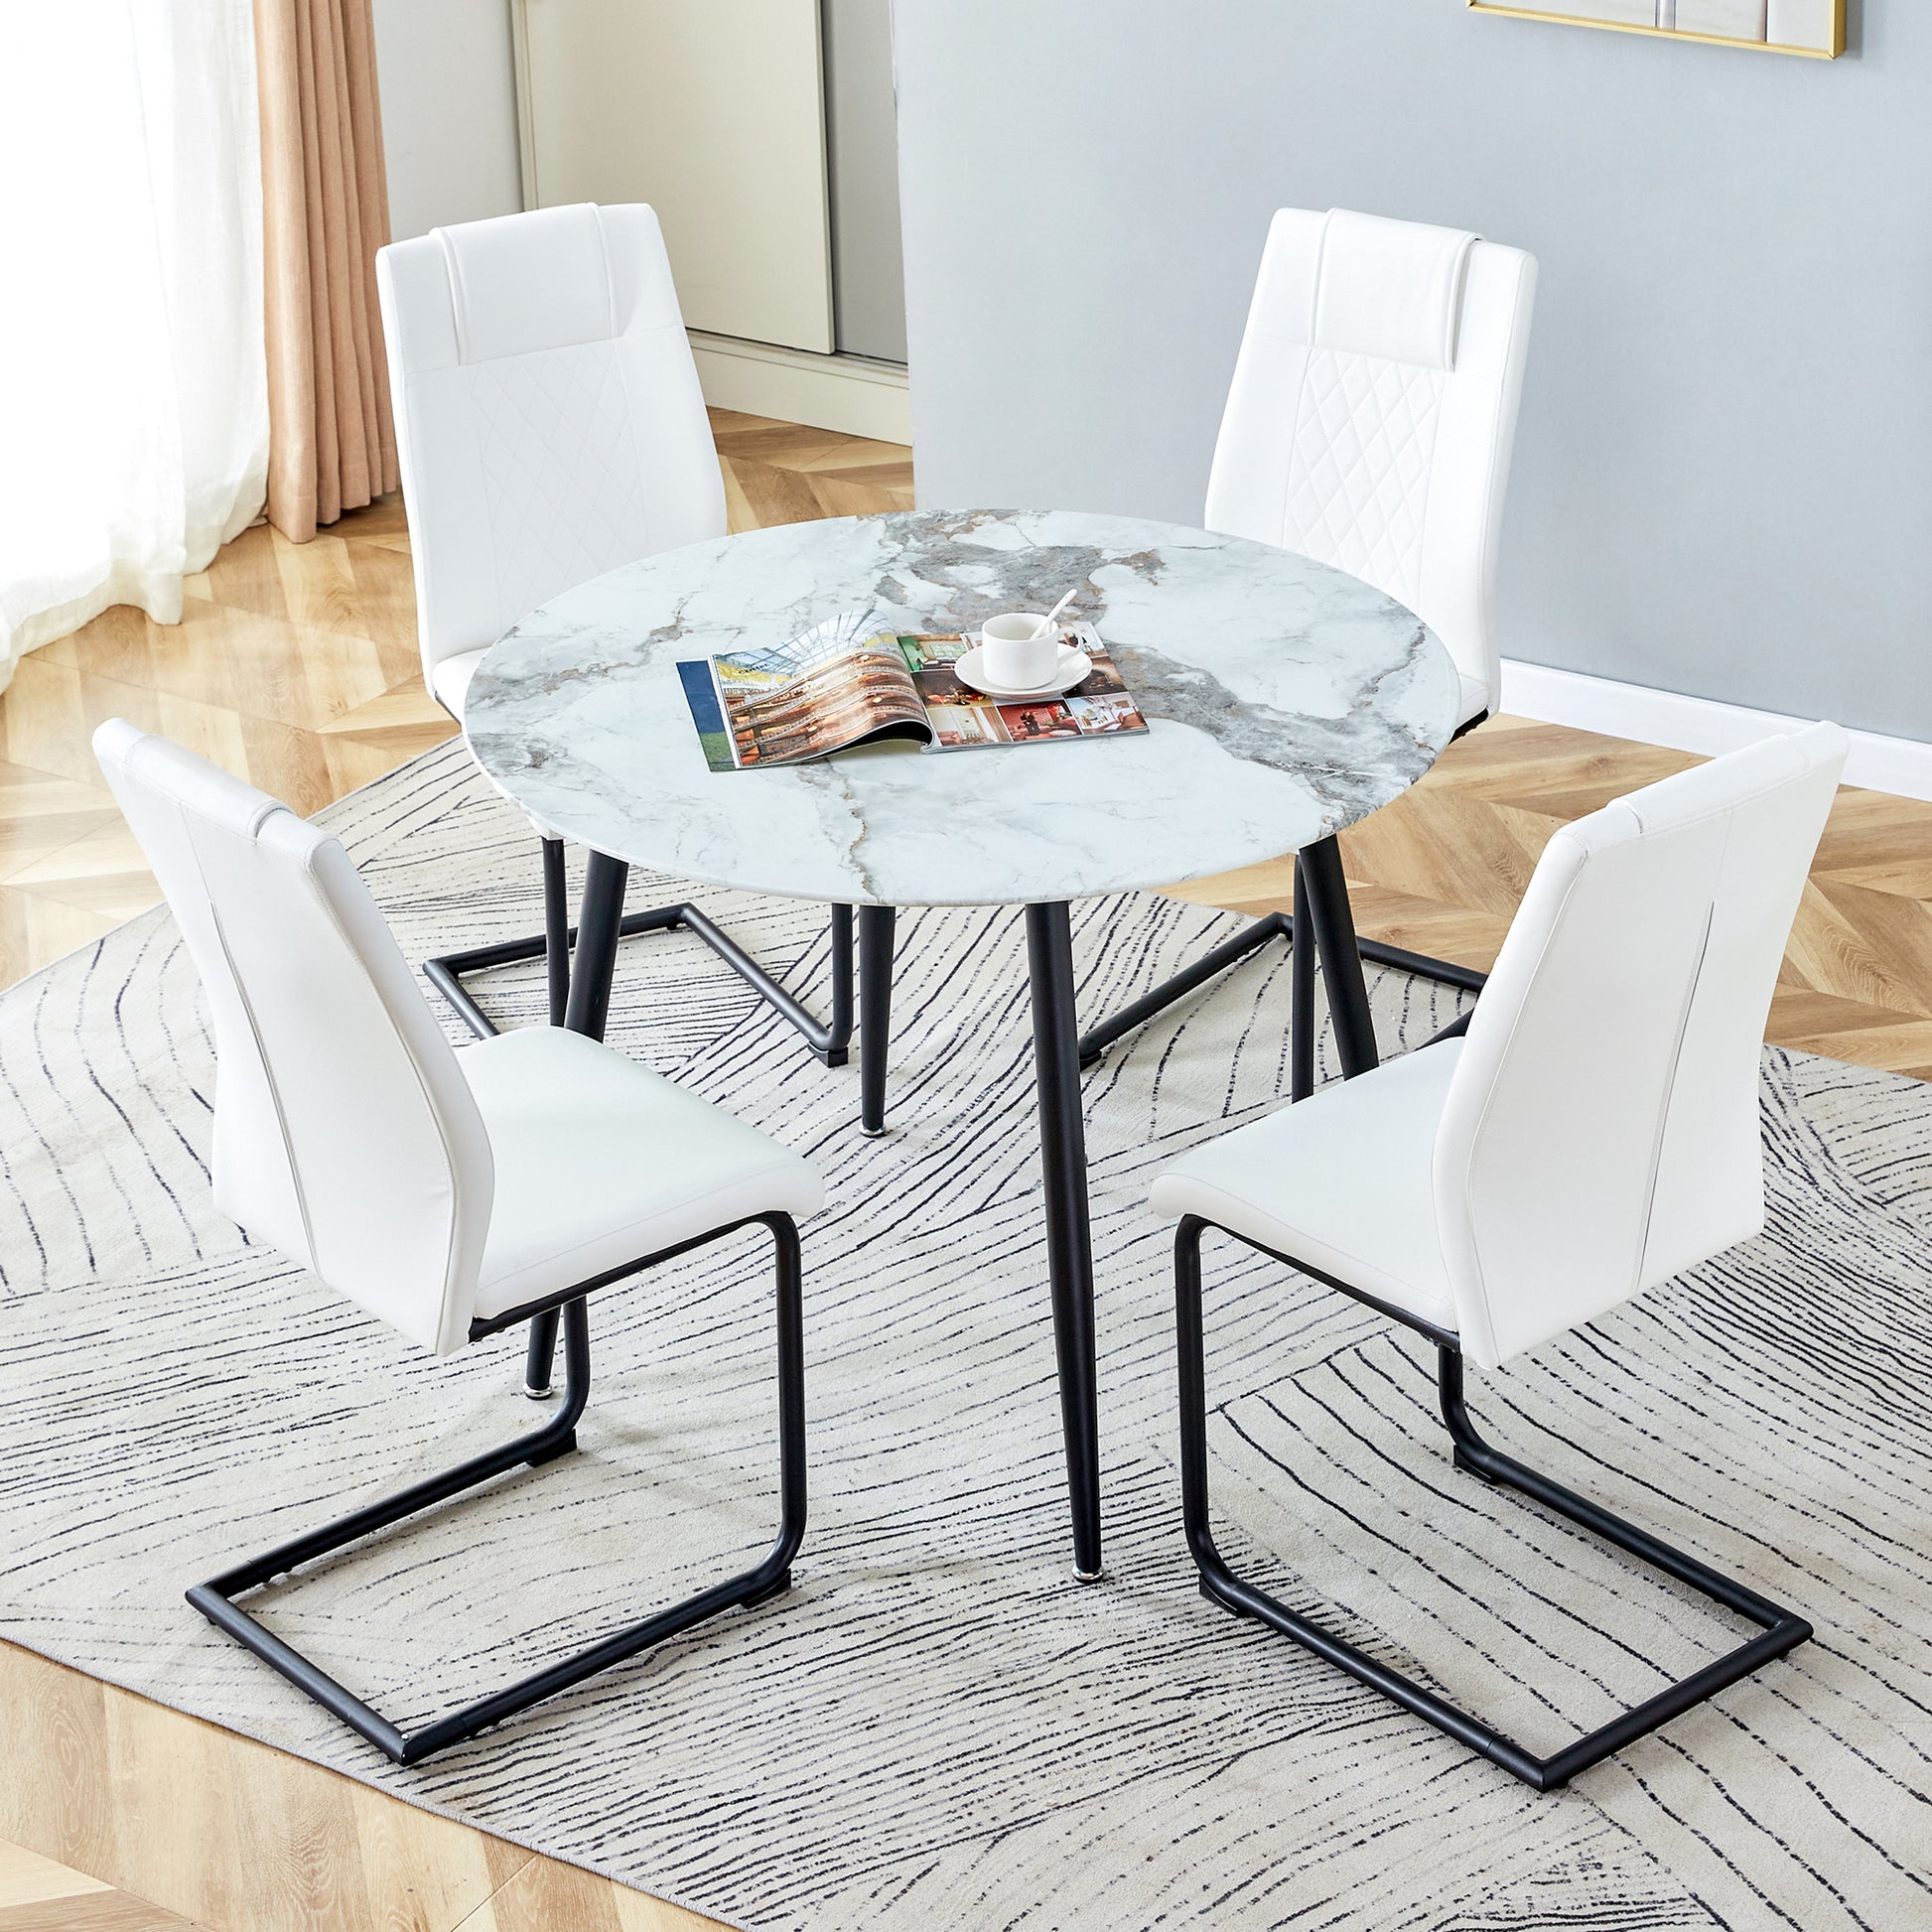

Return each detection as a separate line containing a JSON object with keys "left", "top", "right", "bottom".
{"left": 424, "top": 834, "right": 857, "bottom": 1064}
{"left": 1076, "top": 831, "right": 1469, "bottom": 1095}
{"left": 1076, "top": 718, "right": 1496, "bottom": 1085}
{"left": 188, "top": 1211, "right": 806, "bottom": 1766}
{"left": 1174, "top": 1210, "right": 1812, "bottom": 1790}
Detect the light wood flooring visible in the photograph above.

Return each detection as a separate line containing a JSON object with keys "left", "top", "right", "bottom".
{"left": 2, "top": 407, "right": 1929, "bottom": 1932}
{"left": 0, "top": 410, "right": 916, "bottom": 988}
{"left": 1, "top": 410, "right": 1927, "bottom": 1074}
{"left": 0, "top": 1643, "right": 717, "bottom": 1932}
{"left": 1181, "top": 714, "right": 1932, "bottom": 1081}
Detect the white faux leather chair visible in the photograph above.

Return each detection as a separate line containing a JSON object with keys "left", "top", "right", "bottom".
{"left": 1079, "top": 209, "right": 1537, "bottom": 1089}
{"left": 1152, "top": 722, "right": 1846, "bottom": 1790}
{"left": 376, "top": 204, "right": 855, "bottom": 1059}
{"left": 379, "top": 203, "right": 858, "bottom": 1400}
{"left": 94, "top": 719, "right": 821, "bottom": 1765}
{"left": 1209, "top": 206, "right": 1536, "bottom": 734}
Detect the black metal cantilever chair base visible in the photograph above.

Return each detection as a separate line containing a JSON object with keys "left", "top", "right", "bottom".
{"left": 1077, "top": 716, "right": 1497, "bottom": 1081}
{"left": 1079, "top": 831, "right": 1464, "bottom": 1093}
{"left": 187, "top": 1212, "right": 806, "bottom": 1766}
{"left": 1174, "top": 1213, "right": 1813, "bottom": 1791}
{"left": 424, "top": 837, "right": 857, "bottom": 1067}
{"left": 1075, "top": 918, "right": 1490, "bottom": 1072}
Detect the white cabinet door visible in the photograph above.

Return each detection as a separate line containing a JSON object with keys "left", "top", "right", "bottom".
{"left": 515, "top": 0, "right": 835, "bottom": 353}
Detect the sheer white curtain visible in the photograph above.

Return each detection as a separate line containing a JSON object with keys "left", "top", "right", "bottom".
{"left": 0, "top": 1, "right": 269, "bottom": 690}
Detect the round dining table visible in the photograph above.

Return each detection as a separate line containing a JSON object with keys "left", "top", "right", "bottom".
{"left": 463, "top": 507, "right": 1460, "bottom": 1580}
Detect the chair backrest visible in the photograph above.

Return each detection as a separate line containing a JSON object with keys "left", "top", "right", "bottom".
{"left": 93, "top": 722, "right": 492, "bottom": 1358}
{"left": 376, "top": 202, "right": 726, "bottom": 688}
{"left": 1205, "top": 207, "right": 1537, "bottom": 712}
{"left": 1433, "top": 722, "right": 1847, "bottom": 1370}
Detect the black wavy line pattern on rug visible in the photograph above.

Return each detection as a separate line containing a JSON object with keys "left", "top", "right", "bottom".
{"left": 0, "top": 738, "right": 1927, "bottom": 1931}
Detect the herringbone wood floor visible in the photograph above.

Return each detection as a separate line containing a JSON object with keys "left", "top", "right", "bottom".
{"left": 2, "top": 408, "right": 1927, "bottom": 1072}
{"left": 3, "top": 406, "right": 1929, "bottom": 1932}
{"left": 0, "top": 410, "right": 916, "bottom": 989}
{"left": 1182, "top": 716, "right": 1932, "bottom": 1081}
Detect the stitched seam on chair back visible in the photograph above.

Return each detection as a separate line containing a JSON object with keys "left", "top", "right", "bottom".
{"left": 197, "top": 844, "right": 320, "bottom": 1273}
{"left": 199, "top": 801, "right": 474, "bottom": 1346}
{"left": 1282, "top": 346, "right": 1446, "bottom": 612}
{"left": 437, "top": 227, "right": 473, "bottom": 365}
{"left": 434, "top": 207, "right": 649, "bottom": 635}
{"left": 467, "top": 339, "right": 649, "bottom": 624}
{"left": 1633, "top": 899, "right": 1718, "bottom": 1292}
{"left": 297, "top": 852, "right": 477, "bottom": 1347}
{"left": 1440, "top": 861, "right": 1586, "bottom": 1359}
{"left": 596, "top": 205, "right": 659, "bottom": 562}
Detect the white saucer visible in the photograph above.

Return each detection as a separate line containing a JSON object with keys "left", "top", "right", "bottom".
{"left": 954, "top": 643, "right": 1093, "bottom": 700}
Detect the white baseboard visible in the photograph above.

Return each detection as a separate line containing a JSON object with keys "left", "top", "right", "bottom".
{"left": 691, "top": 332, "right": 912, "bottom": 444}
{"left": 1499, "top": 658, "right": 1932, "bottom": 803}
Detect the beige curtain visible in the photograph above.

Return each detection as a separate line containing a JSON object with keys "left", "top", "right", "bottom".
{"left": 253, "top": 0, "right": 398, "bottom": 542}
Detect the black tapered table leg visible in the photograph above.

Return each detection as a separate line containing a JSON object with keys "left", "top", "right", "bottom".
{"left": 1290, "top": 857, "right": 1316, "bottom": 1102}
{"left": 1024, "top": 900, "right": 1104, "bottom": 1580}
{"left": 1297, "top": 834, "right": 1378, "bottom": 1079}
{"left": 561, "top": 850, "right": 629, "bottom": 1042}
{"left": 526, "top": 850, "right": 631, "bottom": 1399}
{"left": 541, "top": 837, "right": 571, "bottom": 1029}
{"left": 522, "top": 1307, "right": 561, "bottom": 1399}
{"left": 858, "top": 904, "right": 896, "bottom": 1136}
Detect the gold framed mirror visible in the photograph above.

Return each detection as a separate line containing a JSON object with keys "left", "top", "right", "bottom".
{"left": 1466, "top": 1, "right": 1844, "bottom": 58}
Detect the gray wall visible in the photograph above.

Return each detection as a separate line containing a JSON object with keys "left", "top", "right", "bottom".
{"left": 371, "top": 0, "right": 522, "bottom": 242}
{"left": 893, "top": 1, "right": 1931, "bottom": 742}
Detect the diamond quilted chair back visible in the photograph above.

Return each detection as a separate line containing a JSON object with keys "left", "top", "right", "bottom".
{"left": 1205, "top": 207, "right": 1537, "bottom": 714}
{"left": 376, "top": 203, "right": 727, "bottom": 684}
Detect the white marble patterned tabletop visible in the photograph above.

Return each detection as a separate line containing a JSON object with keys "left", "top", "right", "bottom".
{"left": 464, "top": 508, "right": 1459, "bottom": 907}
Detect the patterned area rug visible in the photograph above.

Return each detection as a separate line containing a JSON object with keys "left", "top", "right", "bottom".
{"left": 1, "top": 739, "right": 1927, "bottom": 1931}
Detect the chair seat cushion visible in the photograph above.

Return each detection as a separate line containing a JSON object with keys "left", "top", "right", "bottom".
{"left": 457, "top": 1026, "right": 824, "bottom": 1322}
{"left": 1149, "top": 1039, "right": 1465, "bottom": 1333}
{"left": 430, "top": 649, "right": 487, "bottom": 719}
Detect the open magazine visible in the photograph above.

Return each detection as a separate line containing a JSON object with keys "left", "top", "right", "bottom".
{"left": 676, "top": 610, "right": 1149, "bottom": 772}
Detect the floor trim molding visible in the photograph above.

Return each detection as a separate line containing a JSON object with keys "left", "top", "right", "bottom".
{"left": 689, "top": 333, "right": 911, "bottom": 443}
{"left": 1500, "top": 657, "right": 1932, "bottom": 801}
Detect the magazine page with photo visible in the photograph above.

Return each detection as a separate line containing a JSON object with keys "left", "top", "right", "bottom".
{"left": 896, "top": 628, "right": 1148, "bottom": 752}
{"left": 679, "top": 612, "right": 1149, "bottom": 772}
{"left": 678, "top": 611, "right": 931, "bottom": 771}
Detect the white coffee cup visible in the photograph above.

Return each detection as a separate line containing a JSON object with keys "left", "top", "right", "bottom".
{"left": 979, "top": 613, "right": 1060, "bottom": 688}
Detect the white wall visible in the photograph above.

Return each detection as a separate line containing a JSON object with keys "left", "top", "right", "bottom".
{"left": 894, "top": 2, "right": 1932, "bottom": 746}
{"left": 370, "top": 0, "right": 523, "bottom": 242}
